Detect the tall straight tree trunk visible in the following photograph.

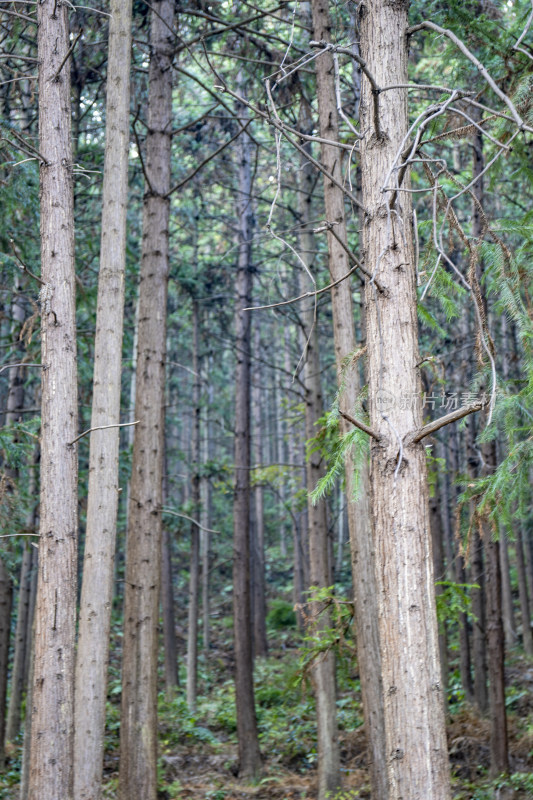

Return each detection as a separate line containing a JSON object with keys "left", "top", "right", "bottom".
{"left": 187, "top": 300, "right": 201, "bottom": 711}
{"left": 516, "top": 524, "right": 533, "bottom": 656}
{"left": 161, "top": 434, "right": 178, "bottom": 694}
{"left": 161, "top": 522, "right": 178, "bottom": 693}
{"left": 359, "top": 2, "right": 450, "bottom": 798}
{"left": 201, "top": 360, "right": 214, "bottom": 653}
{"left": 296, "top": 117, "right": 340, "bottom": 798}
{"left": 232, "top": 85, "right": 261, "bottom": 779}
{"left": 29, "top": 2, "right": 79, "bottom": 797}
{"left": 6, "top": 545, "right": 31, "bottom": 744}
{"left": 0, "top": 559, "right": 12, "bottom": 769}
{"left": 450, "top": 426, "right": 475, "bottom": 703}
{"left": 74, "top": 3, "right": 132, "bottom": 797}
{"left": 309, "top": 2, "right": 387, "bottom": 795}
{"left": 499, "top": 317, "right": 516, "bottom": 649}
{"left": 119, "top": 3, "right": 173, "bottom": 798}
{"left": 471, "top": 117, "right": 508, "bottom": 772}
{"left": 6, "top": 448, "right": 36, "bottom": 746}
{"left": 252, "top": 326, "right": 268, "bottom": 658}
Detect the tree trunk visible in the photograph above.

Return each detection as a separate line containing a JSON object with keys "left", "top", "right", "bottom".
{"left": 308, "top": 4, "right": 387, "bottom": 795}
{"left": 471, "top": 527, "right": 489, "bottom": 713}
{"left": 5, "top": 543, "right": 32, "bottom": 744}
{"left": 201, "top": 359, "right": 214, "bottom": 653}
{"left": 516, "top": 523, "right": 533, "bottom": 656}
{"left": 252, "top": 326, "right": 268, "bottom": 658}
{"left": 74, "top": 2, "right": 132, "bottom": 797}
{"left": 499, "top": 528, "right": 517, "bottom": 650}
{"left": 186, "top": 300, "right": 201, "bottom": 711}
{"left": 471, "top": 113, "right": 508, "bottom": 774}
{"left": 232, "top": 83, "right": 261, "bottom": 780}
{"left": 29, "top": 2, "right": 79, "bottom": 797}
{"left": 359, "top": 2, "right": 450, "bottom": 797}
{"left": 119, "top": 3, "right": 173, "bottom": 797}
{"left": 161, "top": 523, "right": 178, "bottom": 693}
{"left": 0, "top": 558, "right": 12, "bottom": 769}
{"left": 296, "top": 123, "right": 340, "bottom": 799}
{"left": 429, "top": 476, "right": 449, "bottom": 709}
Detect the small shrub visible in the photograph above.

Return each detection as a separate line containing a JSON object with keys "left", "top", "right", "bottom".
{"left": 266, "top": 599, "right": 297, "bottom": 630}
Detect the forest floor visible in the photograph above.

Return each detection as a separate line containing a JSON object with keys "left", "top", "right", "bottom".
{"left": 2, "top": 634, "right": 532, "bottom": 799}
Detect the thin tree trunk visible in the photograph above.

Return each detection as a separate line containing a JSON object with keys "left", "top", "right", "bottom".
{"left": 296, "top": 130, "right": 340, "bottom": 799}
{"left": 499, "top": 316, "right": 517, "bottom": 649}
{"left": 284, "top": 328, "right": 306, "bottom": 628}
{"left": 119, "top": 3, "right": 173, "bottom": 797}
{"left": 309, "top": 2, "right": 387, "bottom": 795}
{"left": 161, "top": 520, "right": 178, "bottom": 693}
{"left": 472, "top": 114, "right": 508, "bottom": 773}
{"left": 74, "top": 3, "right": 132, "bottom": 797}
{"left": 252, "top": 326, "right": 268, "bottom": 658}
{"left": 450, "top": 427, "right": 475, "bottom": 704}
{"left": 0, "top": 559, "right": 12, "bottom": 769}
{"left": 187, "top": 300, "right": 201, "bottom": 711}
{"left": 24, "top": 547, "right": 38, "bottom": 691}
{"left": 429, "top": 475, "right": 449, "bottom": 710}
{"left": 516, "top": 523, "right": 533, "bottom": 656}
{"left": 359, "top": 2, "right": 450, "bottom": 797}
{"left": 5, "top": 543, "right": 32, "bottom": 743}
{"left": 499, "top": 529, "right": 516, "bottom": 650}
{"left": 485, "top": 531, "right": 509, "bottom": 775}
{"left": 19, "top": 622, "right": 34, "bottom": 800}
{"left": 201, "top": 359, "right": 214, "bottom": 653}
{"left": 29, "top": 2, "right": 79, "bottom": 797}
{"left": 471, "top": 527, "right": 489, "bottom": 713}
{"left": 232, "top": 83, "right": 261, "bottom": 780}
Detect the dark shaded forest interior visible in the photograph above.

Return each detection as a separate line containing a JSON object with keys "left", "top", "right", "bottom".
{"left": 0, "top": 1, "right": 532, "bottom": 799}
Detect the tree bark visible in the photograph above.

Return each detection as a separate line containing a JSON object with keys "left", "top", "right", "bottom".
{"left": 186, "top": 300, "right": 201, "bottom": 711}
{"left": 516, "top": 523, "right": 533, "bottom": 656}
{"left": 119, "top": 3, "right": 173, "bottom": 798}
{"left": 471, "top": 113, "right": 508, "bottom": 774}
{"left": 201, "top": 358, "right": 214, "bottom": 653}
{"left": 297, "top": 118, "right": 340, "bottom": 799}
{"left": 359, "top": 2, "right": 450, "bottom": 797}
{"left": 74, "top": 3, "right": 132, "bottom": 797}
{"left": 161, "top": 522, "right": 178, "bottom": 693}
{"left": 252, "top": 326, "right": 268, "bottom": 658}
{"left": 232, "top": 82, "right": 261, "bottom": 780}
{"left": 0, "top": 558, "right": 12, "bottom": 769}
{"left": 29, "top": 2, "right": 79, "bottom": 797}
{"left": 309, "top": 3, "right": 387, "bottom": 796}
{"left": 5, "top": 543, "right": 32, "bottom": 743}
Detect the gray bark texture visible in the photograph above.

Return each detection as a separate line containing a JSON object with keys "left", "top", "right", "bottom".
{"left": 359, "top": 2, "right": 451, "bottom": 797}
{"left": 119, "top": 2, "right": 173, "bottom": 798}
{"left": 232, "top": 86, "right": 261, "bottom": 780}
{"left": 186, "top": 301, "right": 201, "bottom": 711}
{"left": 0, "top": 558, "right": 12, "bottom": 769}
{"left": 309, "top": 1, "right": 387, "bottom": 795}
{"left": 297, "top": 121, "right": 340, "bottom": 799}
{"left": 74, "top": 2, "right": 132, "bottom": 797}
{"left": 29, "top": 2, "right": 79, "bottom": 798}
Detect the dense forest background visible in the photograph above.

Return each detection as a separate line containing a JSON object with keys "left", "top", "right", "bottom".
{"left": 0, "top": 0, "right": 532, "bottom": 798}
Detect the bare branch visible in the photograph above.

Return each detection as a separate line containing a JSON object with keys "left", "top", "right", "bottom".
{"left": 162, "top": 508, "right": 220, "bottom": 535}
{"left": 0, "top": 362, "right": 42, "bottom": 375}
{"left": 164, "top": 119, "right": 252, "bottom": 198}
{"left": 408, "top": 21, "right": 528, "bottom": 130}
{"left": 310, "top": 39, "right": 381, "bottom": 138}
{"left": 68, "top": 420, "right": 139, "bottom": 447}
{"left": 217, "top": 84, "right": 366, "bottom": 212}
{"left": 51, "top": 30, "right": 83, "bottom": 82}
{"left": 244, "top": 264, "right": 359, "bottom": 312}
{"left": 411, "top": 402, "right": 484, "bottom": 443}
{"left": 339, "top": 409, "right": 381, "bottom": 441}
